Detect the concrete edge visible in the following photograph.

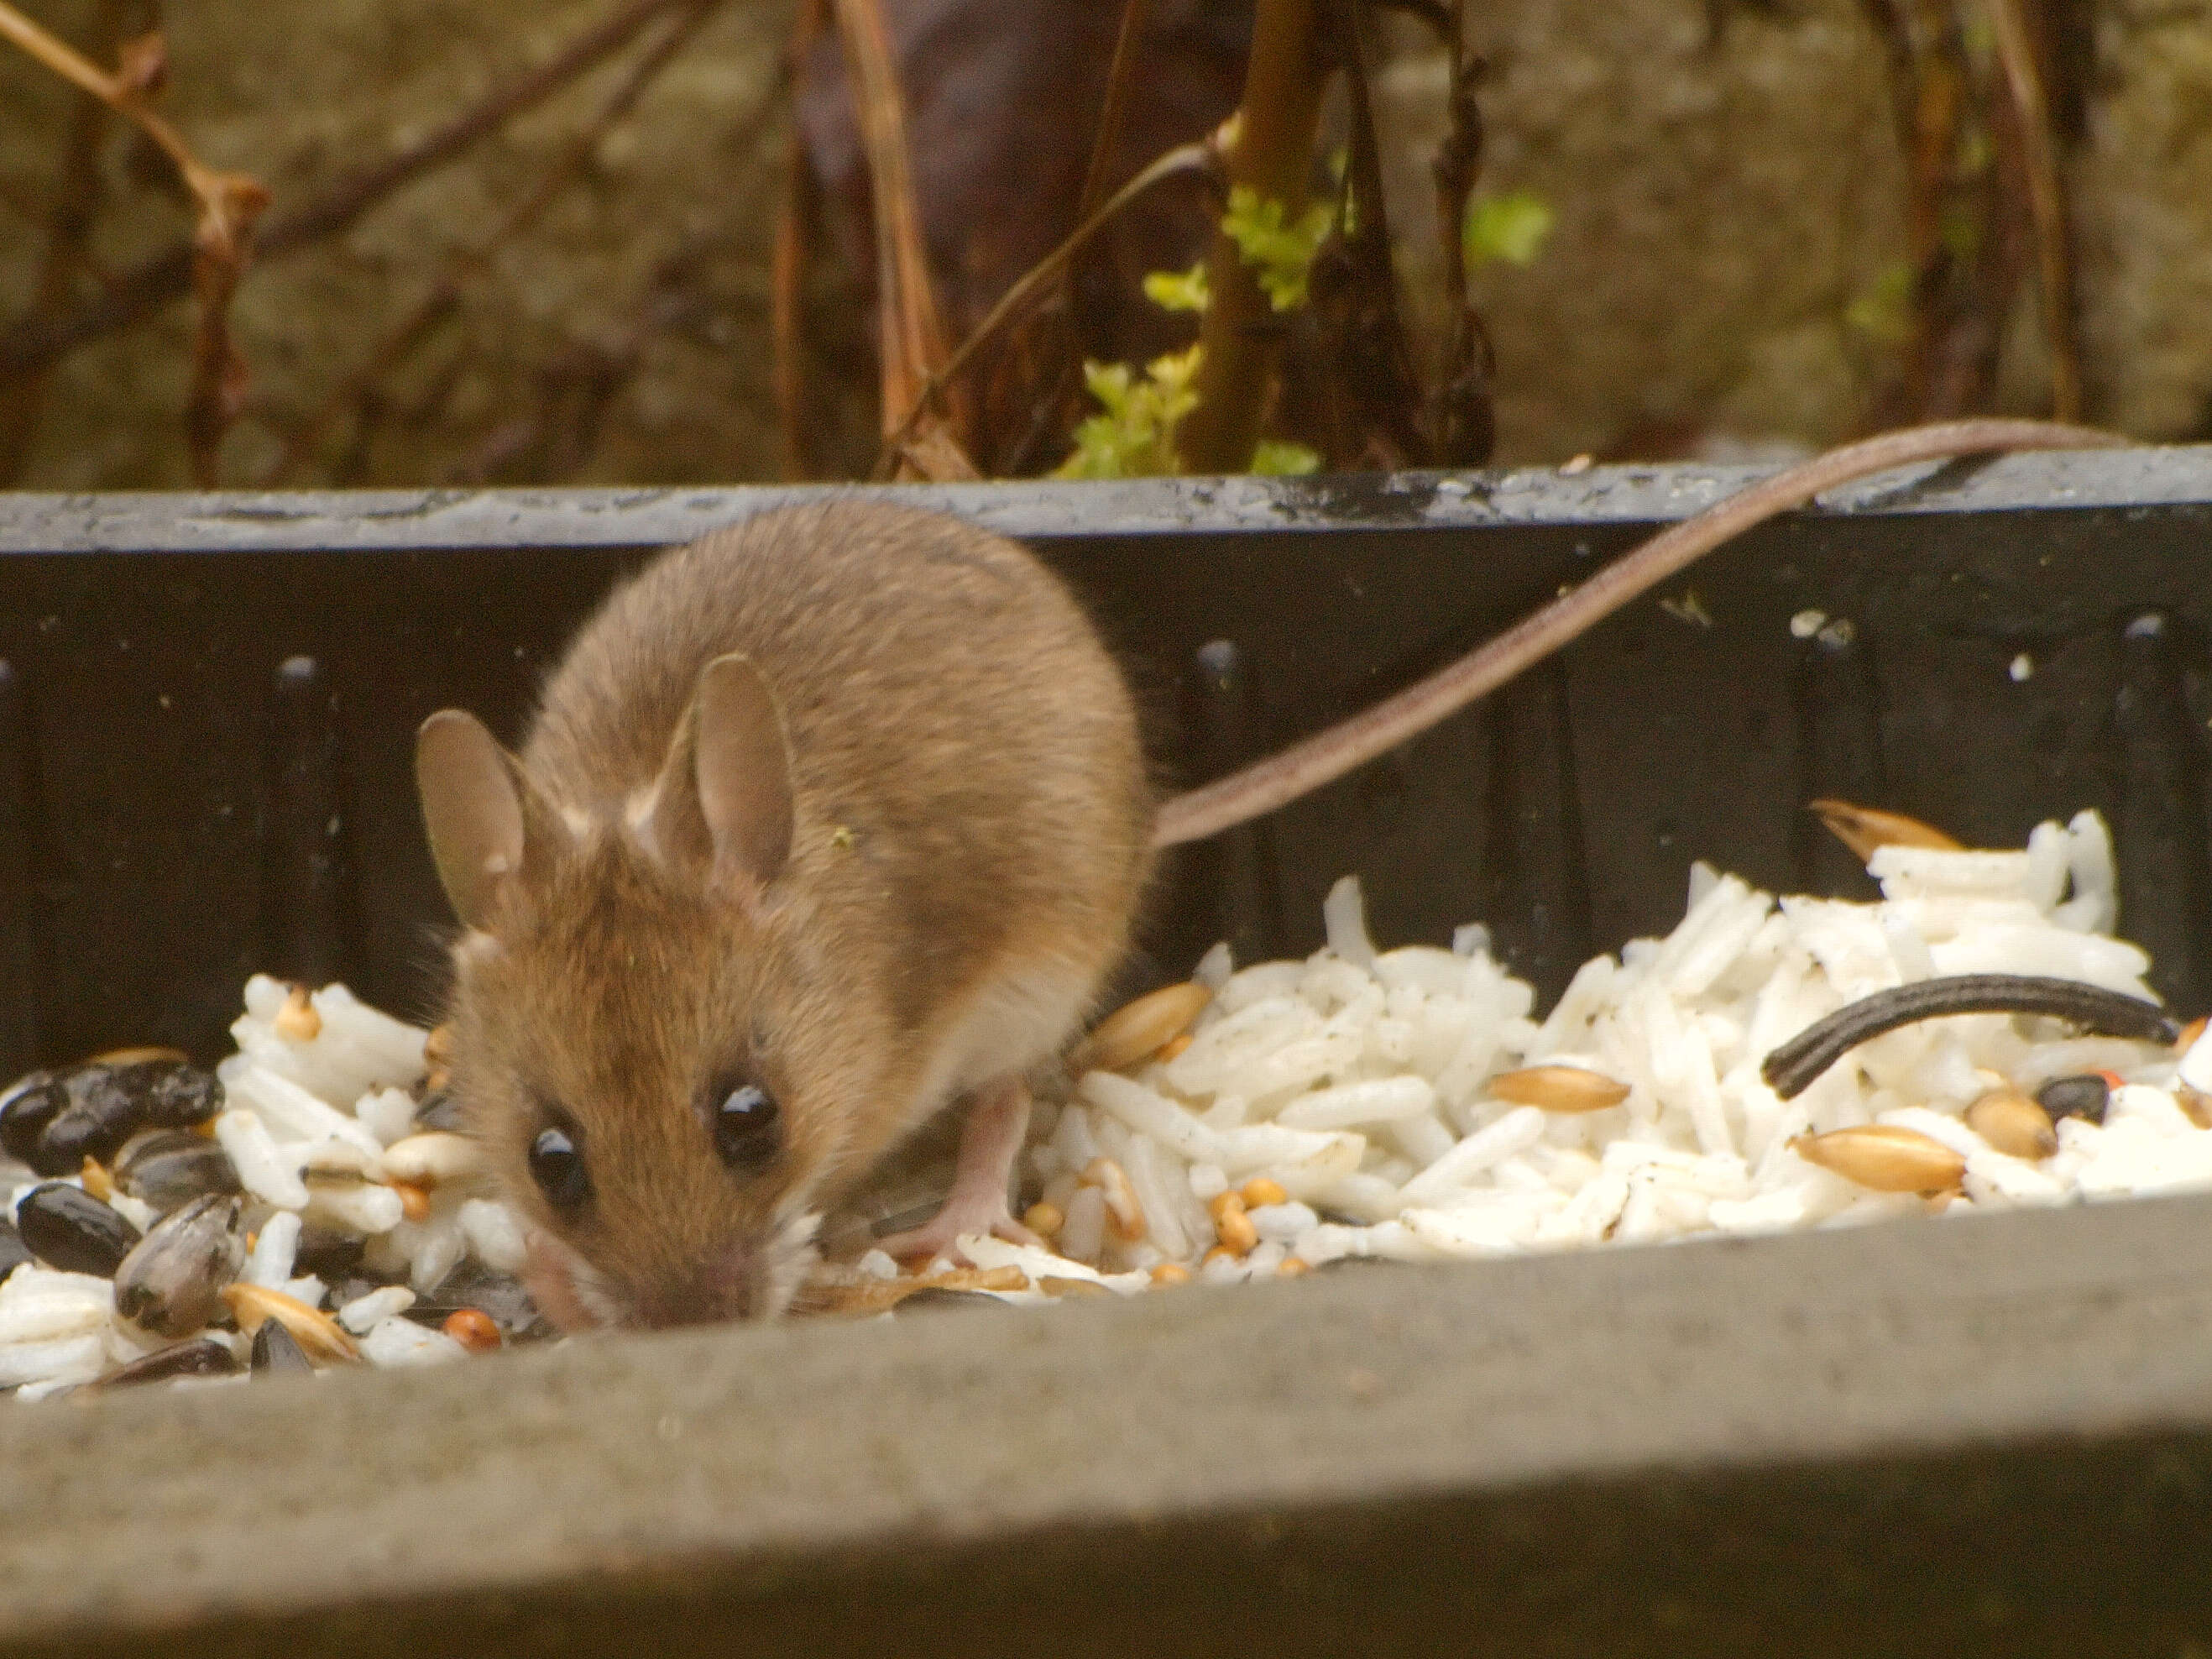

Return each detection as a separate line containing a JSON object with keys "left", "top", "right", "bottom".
{"left": 2, "top": 447, "right": 2210, "bottom": 552}
{"left": 3, "top": 1191, "right": 2212, "bottom": 1652}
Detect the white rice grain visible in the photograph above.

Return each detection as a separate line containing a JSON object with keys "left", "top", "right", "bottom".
{"left": 1274, "top": 1077, "right": 1435, "bottom": 1132}
{"left": 213, "top": 1110, "right": 308, "bottom": 1210}
{"left": 1322, "top": 875, "right": 1377, "bottom": 968}
{"left": 243, "top": 1211, "right": 301, "bottom": 1288}
{"left": 1397, "top": 1107, "right": 1545, "bottom": 1205}
{"left": 458, "top": 1198, "right": 529, "bottom": 1274}
{"left": 361, "top": 1318, "right": 466, "bottom": 1369}
{"left": 337, "top": 1285, "right": 416, "bottom": 1334}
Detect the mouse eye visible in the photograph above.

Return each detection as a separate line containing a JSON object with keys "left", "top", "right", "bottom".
{"left": 528, "top": 1126, "right": 592, "bottom": 1211}
{"left": 714, "top": 1084, "right": 781, "bottom": 1173}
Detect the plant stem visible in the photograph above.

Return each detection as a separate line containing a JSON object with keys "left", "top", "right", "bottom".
{"left": 1980, "top": 0, "right": 2080, "bottom": 421}
{"left": 833, "top": 0, "right": 974, "bottom": 479}
{"left": 1175, "top": 0, "right": 1328, "bottom": 475}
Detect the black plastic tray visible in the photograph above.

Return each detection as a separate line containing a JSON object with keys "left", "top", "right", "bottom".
{"left": 3, "top": 447, "right": 2209, "bottom": 1067}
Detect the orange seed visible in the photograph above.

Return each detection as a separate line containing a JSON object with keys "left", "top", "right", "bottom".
{"left": 442, "top": 1309, "right": 501, "bottom": 1353}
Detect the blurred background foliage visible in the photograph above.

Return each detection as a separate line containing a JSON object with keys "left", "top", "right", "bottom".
{"left": 2, "top": 0, "right": 2209, "bottom": 490}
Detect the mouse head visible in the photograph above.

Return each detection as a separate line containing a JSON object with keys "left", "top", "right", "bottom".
{"left": 416, "top": 656, "right": 869, "bottom": 1330}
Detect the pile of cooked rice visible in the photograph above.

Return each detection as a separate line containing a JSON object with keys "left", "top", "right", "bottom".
{"left": 9, "top": 809, "right": 2211, "bottom": 1384}
{"left": 843, "top": 809, "right": 2212, "bottom": 1301}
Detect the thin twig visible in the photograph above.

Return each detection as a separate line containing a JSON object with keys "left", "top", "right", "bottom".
{"left": 875, "top": 139, "right": 1216, "bottom": 473}
{"left": 1075, "top": 0, "right": 1155, "bottom": 225}
{"left": 1762, "top": 976, "right": 2175, "bottom": 1099}
{"left": 261, "top": 0, "right": 739, "bottom": 485}
{"left": 0, "top": 4, "right": 262, "bottom": 255}
{"left": 0, "top": 1, "right": 269, "bottom": 482}
{"left": 1178, "top": 0, "right": 1331, "bottom": 474}
{"left": 1310, "top": 0, "right": 1427, "bottom": 468}
{"left": 0, "top": 0, "right": 694, "bottom": 380}
{"left": 1423, "top": 0, "right": 1493, "bottom": 463}
{"left": 0, "top": 0, "right": 123, "bottom": 482}
{"left": 1980, "top": 0, "right": 2080, "bottom": 421}
{"left": 833, "top": 0, "right": 974, "bottom": 479}
{"left": 996, "top": 0, "right": 1158, "bottom": 478}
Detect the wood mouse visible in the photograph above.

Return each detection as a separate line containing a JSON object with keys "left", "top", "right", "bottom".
{"left": 417, "top": 417, "right": 2119, "bottom": 1330}
{"left": 417, "top": 500, "right": 1152, "bottom": 1327}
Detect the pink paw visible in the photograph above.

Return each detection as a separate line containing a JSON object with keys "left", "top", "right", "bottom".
{"left": 875, "top": 1197, "right": 1039, "bottom": 1267}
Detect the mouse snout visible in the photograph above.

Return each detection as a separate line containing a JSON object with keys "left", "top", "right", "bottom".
{"left": 632, "top": 1240, "right": 773, "bottom": 1329}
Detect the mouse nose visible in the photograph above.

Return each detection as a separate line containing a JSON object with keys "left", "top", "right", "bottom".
{"left": 633, "top": 1243, "right": 767, "bottom": 1329}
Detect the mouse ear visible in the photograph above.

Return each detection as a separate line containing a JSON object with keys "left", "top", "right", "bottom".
{"left": 416, "top": 710, "right": 570, "bottom": 933}
{"left": 645, "top": 654, "right": 794, "bottom": 898}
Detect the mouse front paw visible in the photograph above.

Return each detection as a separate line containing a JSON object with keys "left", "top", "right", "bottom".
{"left": 872, "top": 1073, "right": 1041, "bottom": 1267}
{"left": 873, "top": 1196, "right": 1039, "bottom": 1268}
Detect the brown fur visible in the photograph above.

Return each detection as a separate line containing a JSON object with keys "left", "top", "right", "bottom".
{"left": 440, "top": 500, "right": 1153, "bottom": 1325}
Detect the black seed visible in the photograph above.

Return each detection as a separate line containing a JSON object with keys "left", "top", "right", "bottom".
{"left": 249, "top": 1318, "right": 313, "bottom": 1376}
{"left": 2037, "top": 1073, "right": 2113, "bottom": 1125}
{"left": 114, "top": 1131, "right": 241, "bottom": 1213}
{"left": 131, "top": 1062, "right": 222, "bottom": 1130}
{"left": 0, "top": 1072, "right": 69, "bottom": 1171}
{"left": 39, "top": 1067, "right": 143, "bottom": 1171}
{"left": 38, "top": 1062, "right": 223, "bottom": 1175}
{"left": 1314, "top": 1255, "right": 1409, "bottom": 1274}
{"left": 97, "top": 1337, "right": 240, "bottom": 1389}
{"left": 892, "top": 1287, "right": 1013, "bottom": 1315}
{"left": 293, "top": 1227, "right": 366, "bottom": 1280}
{"left": 0, "top": 1226, "right": 28, "bottom": 1280}
{"left": 17, "top": 1183, "right": 142, "bottom": 1276}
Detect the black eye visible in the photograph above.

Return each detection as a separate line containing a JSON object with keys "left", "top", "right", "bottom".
{"left": 714, "top": 1084, "right": 780, "bottom": 1172}
{"left": 529, "top": 1126, "right": 592, "bottom": 1211}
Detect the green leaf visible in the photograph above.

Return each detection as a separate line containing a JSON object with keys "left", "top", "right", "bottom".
{"left": 1142, "top": 264, "right": 1210, "bottom": 314}
{"left": 1222, "top": 185, "right": 1336, "bottom": 311}
{"left": 1250, "top": 439, "right": 1320, "bottom": 475}
{"left": 1462, "top": 190, "right": 1556, "bottom": 269}
{"left": 1054, "top": 344, "right": 1207, "bottom": 479}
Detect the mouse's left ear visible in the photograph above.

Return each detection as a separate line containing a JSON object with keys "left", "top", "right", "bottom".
{"left": 646, "top": 653, "right": 794, "bottom": 901}
{"left": 416, "top": 710, "right": 572, "bottom": 934}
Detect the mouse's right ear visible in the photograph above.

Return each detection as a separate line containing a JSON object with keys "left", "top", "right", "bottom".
{"left": 416, "top": 710, "right": 568, "bottom": 934}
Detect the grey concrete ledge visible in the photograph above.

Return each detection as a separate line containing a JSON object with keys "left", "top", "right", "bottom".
{"left": 8, "top": 1192, "right": 2212, "bottom": 1656}
{"left": 3, "top": 445, "right": 2210, "bottom": 552}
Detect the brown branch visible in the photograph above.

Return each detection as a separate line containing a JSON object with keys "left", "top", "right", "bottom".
{"left": 1310, "top": 0, "right": 1427, "bottom": 468}
{"left": 260, "top": 0, "right": 740, "bottom": 485}
{"left": 1177, "top": 0, "right": 1331, "bottom": 475}
{"left": 0, "top": 2, "right": 269, "bottom": 483}
{"left": 1980, "top": 0, "right": 2080, "bottom": 421}
{"left": 1424, "top": 0, "right": 1493, "bottom": 463}
{"left": 0, "top": 6, "right": 262, "bottom": 258}
{"left": 1075, "top": 0, "right": 1155, "bottom": 225}
{"left": 833, "top": 0, "right": 975, "bottom": 480}
{"left": 0, "top": 0, "right": 693, "bottom": 381}
{"left": 0, "top": 0, "right": 124, "bottom": 482}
